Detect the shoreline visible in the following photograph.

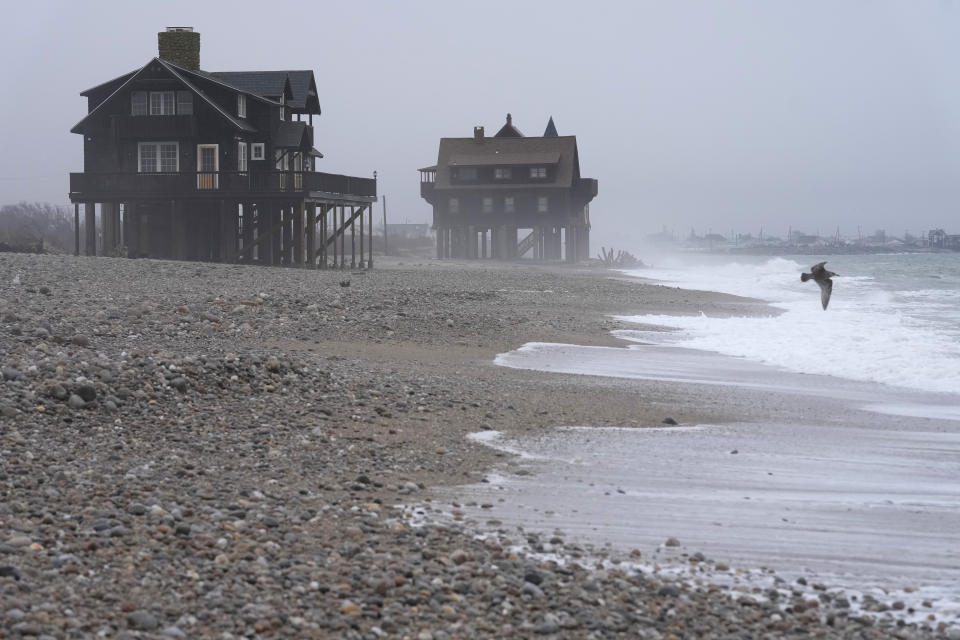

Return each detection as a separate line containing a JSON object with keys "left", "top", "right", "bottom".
{"left": 1, "top": 253, "right": 953, "bottom": 638}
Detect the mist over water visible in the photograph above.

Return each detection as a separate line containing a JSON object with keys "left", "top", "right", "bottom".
{"left": 619, "top": 253, "right": 960, "bottom": 395}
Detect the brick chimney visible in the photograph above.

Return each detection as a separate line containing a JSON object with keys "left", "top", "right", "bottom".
{"left": 473, "top": 126, "right": 484, "bottom": 142}
{"left": 158, "top": 27, "right": 200, "bottom": 70}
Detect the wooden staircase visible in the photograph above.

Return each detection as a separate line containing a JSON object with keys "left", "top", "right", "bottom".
{"left": 517, "top": 229, "right": 537, "bottom": 257}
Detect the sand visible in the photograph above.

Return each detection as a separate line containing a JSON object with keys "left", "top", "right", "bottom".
{"left": 0, "top": 251, "right": 952, "bottom": 638}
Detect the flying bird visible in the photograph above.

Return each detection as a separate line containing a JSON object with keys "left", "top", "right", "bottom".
{"left": 801, "top": 261, "right": 837, "bottom": 310}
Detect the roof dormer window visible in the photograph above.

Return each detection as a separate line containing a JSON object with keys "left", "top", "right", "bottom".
{"left": 237, "top": 94, "right": 247, "bottom": 118}
{"left": 494, "top": 167, "right": 512, "bottom": 180}
{"left": 529, "top": 167, "right": 547, "bottom": 179}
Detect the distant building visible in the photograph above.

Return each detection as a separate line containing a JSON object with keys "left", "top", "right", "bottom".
{"left": 419, "top": 114, "right": 597, "bottom": 261}
{"left": 69, "top": 27, "right": 376, "bottom": 268}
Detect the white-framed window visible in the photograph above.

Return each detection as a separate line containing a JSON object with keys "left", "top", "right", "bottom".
{"left": 131, "top": 91, "right": 147, "bottom": 116}
{"left": 482, "top": 197, "right": 493, "bottom": 213}
{"left": 529, "top": 167, "right": 547, "bottom": 179}
{"left": 251, "top": 143, "right": 265, "bottom": 161}
{"left": 275, "top": 150, "right": 289, "bottom": 171}
{"left": 449, "top": 198, "right": 459, "bottom": 214}
{"left": 504, "top": 196, "right": 515, "bottom": 213}
{"left": 279, "top": 94, "right": 285, "bottom": 121}
{"left": 149, "top": 91, "right": 176, "bottom": 116}
{"left": 494, "top": 167, "right": 512, "bottom": 180}
{"left": 177, "top": 91, "right": 193, "bottom": 115}
{"left": 237, "top": 94, "right": 247, "bottom": 118}
{"left": 537, "top": 196, "right": 548, "bottom": 213}
{"left": 138, "top": 142, "right": 179, "bottom": 173}
{"left": 237, "top": 142, "right": 248, "bottom": 172}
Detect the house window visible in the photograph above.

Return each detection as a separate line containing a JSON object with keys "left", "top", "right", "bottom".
{"left": 275, "top": 150, "right": 289, "bottom": 171}
{"left": 138, "top": 142, "right": 179, "bottom": 173}
{"left": 279, "top": 94, "right": 285, "bottom": 121}
{"left": 494, "top": 167, "right": 512, "bottom": 180}
{"left": 482, "top": 197, "right": 493, "bottom": 213}
{"left": 449, "top": 198, "right": 459, "bottom": 214}
{"left": 538, "top": 196, "right": 548, "bottom": 212}
{"left": 131, "top": 92, "right": 147, "bottom": 116}
{"left": 237, "top": 142, "right": 248, "bottom": 172}
{"left": 177, "top": 91, "right": 193, "bottom": 115}
{"left": 237, "top": 94, "right": 247, "bottom": 118}
{"left": 149, "top": 91, "right": 176, "bottom": 116}
{"left": 504, "top": 197, "right": 515, "bottom": 213}
{"left": 530, "top": 167, "right": 547, "bottom": 179}
{"left": 457, "top": 167, "right": 478, "bottom": 181}
{"left": 251, "top": 143, "right": 265, "bottom": 161}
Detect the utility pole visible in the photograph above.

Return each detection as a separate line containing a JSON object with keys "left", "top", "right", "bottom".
{"left": 382, "top": 195, "right": 388, "bottom": 257}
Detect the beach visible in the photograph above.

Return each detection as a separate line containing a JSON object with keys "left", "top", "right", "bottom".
{"left": 0, "top": 252, "right": 954, "bottom": 638}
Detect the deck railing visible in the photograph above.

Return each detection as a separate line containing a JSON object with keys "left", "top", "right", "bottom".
{"left": 70, "top": 171, "right": 377, "bottom": 199}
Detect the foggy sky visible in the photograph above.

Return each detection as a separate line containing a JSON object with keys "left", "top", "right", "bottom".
{"left": 2, "top": 1, "right": 959, "bottom": 250}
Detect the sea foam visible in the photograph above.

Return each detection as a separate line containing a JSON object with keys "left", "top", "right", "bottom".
{"left": 620, "top": 255, "right": 960, "bottom": 395}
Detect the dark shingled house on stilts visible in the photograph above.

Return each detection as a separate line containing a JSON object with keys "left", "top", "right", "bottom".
{"left": 69, "top": 27, "right": 376, "bottom": 268}
{"left": 419, "top": 114, "right": 597, "bottom": 261}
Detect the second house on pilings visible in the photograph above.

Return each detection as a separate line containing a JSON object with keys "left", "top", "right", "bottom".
{"left": 419, "top": 114, "right": 598, "bottom": 261}
{"left": 69, "top": 27, "right": 376, "bottom": 268}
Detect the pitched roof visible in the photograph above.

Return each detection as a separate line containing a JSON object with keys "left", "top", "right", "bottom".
{"left": 494, "top": 113, "right": 524, "bottom": 138}
{"left": 449, "top": 151, "right": 560, "bottom": 167}
{"left": 433, "top": 135, "right": 580, "bottom": 190}
{"left": 71, "top": 57, "right": 255, "bottom": 134}
{"left": 79, "top": 70, "right": 138, "bottom": 98}
{"left": 274, "top": 121, "right": 309, "bottom": 148}
{"left": 210, "top": 70, "right": 319, "bottom": 113}
{"left": 543, "top": 116, "right": 558, "bottom": 137}
{"left": 210, "top": 71, "right": 289, "bottom": 100}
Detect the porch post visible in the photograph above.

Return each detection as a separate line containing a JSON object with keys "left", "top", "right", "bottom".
{"left": 367, "top": 204, "right": 374, "bottom": 269}
{"left": 74, "top": 203, "right": 80, "bottom": 256}
{"left": 359, "top": 204, "right": 365, "bottom": 267}
{"left": 339, "top": 206, "right": 346, "bottom": 269}
{"left": 306, "top": 203, "right": 316, "bottom": 268}
{"left": 351, "top": 206, "right": 357, "bottom": 268}
{"left": 84, "top": 202, "right": 96, "bottom": 256}
{"left": 293, "top": 201, "right": 304, "bottom": 266}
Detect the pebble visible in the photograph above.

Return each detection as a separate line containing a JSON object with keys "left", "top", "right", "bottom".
{"left": 127, "top": 610, "right": 158, "bottom": 631}
{"left": 0, "top": 253, "right": 935, "bottom": 640}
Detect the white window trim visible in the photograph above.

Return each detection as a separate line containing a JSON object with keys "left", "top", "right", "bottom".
{"left": 251, "top": 143, "right": 265, "bottom": 161}
{"left": 237, "top": 141, "right": 248, "bottom": 172}
{"left": 149, "top": 91, "right": 176, "bottom": 116}
{"left": 138, "top": 142, "right": 180, "bottom": 173}
{"left": 537, "top": 196, "right": 548, "bottom": 213}
{"left": 237, "top": 94, "right": 247, "bottom": 118}
{"left": 504, "top": 197, "right": 515, "bottom": 213}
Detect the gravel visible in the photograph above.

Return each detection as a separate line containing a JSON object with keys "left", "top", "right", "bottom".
{"left": 0, "top": 252, "right": 949, "bottom": 638}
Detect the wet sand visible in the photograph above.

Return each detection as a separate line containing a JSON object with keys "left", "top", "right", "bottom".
{"left": 441, "top": 341, "right": 960, "bottom": 627}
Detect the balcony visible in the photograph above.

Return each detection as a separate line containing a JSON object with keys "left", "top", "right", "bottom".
{"left": 420, "top": 181, "right": 435, "bottom": 201}
{"left": 69, "top": 171, "right": 377, "bottom": 201}
{"left": 574, "top": 178, "right": 598, "bottom": 199}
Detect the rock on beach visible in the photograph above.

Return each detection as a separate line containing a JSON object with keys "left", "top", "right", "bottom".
{"left": 0, "top": 253, "right": 941, "bottom": 639}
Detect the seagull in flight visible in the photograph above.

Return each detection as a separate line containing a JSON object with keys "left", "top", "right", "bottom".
{"left": 801, "top": 261, "right": 837, "bottom": 310}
